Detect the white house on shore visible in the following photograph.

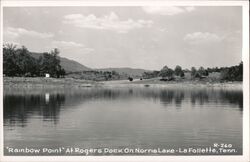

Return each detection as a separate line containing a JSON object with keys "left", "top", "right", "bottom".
{"left": 45, "top": 73, "right": 50, "bottom": 78}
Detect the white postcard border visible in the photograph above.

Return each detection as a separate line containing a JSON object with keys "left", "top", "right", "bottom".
{"left": 0, "top": 1, "right": 249, "bottom": 162}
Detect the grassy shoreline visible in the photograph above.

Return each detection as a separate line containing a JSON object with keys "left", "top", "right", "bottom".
{"left": 3, "top": 77, "right": 242, "bottom": 90}
{"left": 3, "top": 77, "right": 102, "bottom": 88}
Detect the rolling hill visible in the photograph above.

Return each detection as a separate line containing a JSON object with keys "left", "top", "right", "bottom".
{"left": 97, "top": 67, "right": 151, "bottom": 76}
{"left": 59, "top": 57, "right": 92, "bottom": 73}
{"left": 30, "top": 53, "right": 92, "bottom": 73}
{"left": 29, "top": 53, "right": 151, "bottom": 76}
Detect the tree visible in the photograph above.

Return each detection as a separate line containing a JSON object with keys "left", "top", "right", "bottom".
{"left": 221, "top": 62, "right": 243, "bottom": 81}
{"left": 50, "top": 48, "right": 61, "bottom": 77}
{"left": 180, "top": 71, "right": 185, "bottom": 78}
{"left": 159, "top": 66, "right": 174, "bottom": 79}
{"left": 238, "top": 61, "right": 243, "bottom": 80}
{"left": 3, "top": 43, "right": 19, "bottom": 76}
{"left": 142, "top": 71, "right": 160, "bottom": 79}
{"left": 40, "top": 52, "right": 53, "bottom": 75}
{"left": 198, "top": 66, "right": 208, "bottom": 77}
{"left": 3, "top": 43, "right": 17, "bottom": 51}
{"left": 57, "top": 68, "right": 66, "bottom": 78}
{"left": 191, "top": 67, "right": 197, "bottom": 78}
{"left": 15, "top": 46, "right": 39, "bottom": 76}
{"left": 3, "top": 44, "right": 66, "bottom": 78}
{"left": 174, "top": 65, "right": 183, "bottom": 76}
{"left": 39, "top": 48, "right": 65, "bottom": 78}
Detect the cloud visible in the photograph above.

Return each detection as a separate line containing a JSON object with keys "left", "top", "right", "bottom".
{"left": 185, "top": 6, "right": 195, "bottom": 12}
{"left": 4, "top": 27, "right": 54, "bottom": 39}
{"left": 183, "top": 32, "right": 222, "bottom": 44}
{"left": 52, "top": 40, "right": 83, "bottom": 48}
{"left": 142, "top": 6, "right": 195, "bottom": 16}
{"left": 158, "top": 27, "right": 168, "bottom": 32}
{"left": 63, "top": 12, "right": 153, "bottom": 33}
{"left": 51, "top": 40, "right": 94, "bottom": 53}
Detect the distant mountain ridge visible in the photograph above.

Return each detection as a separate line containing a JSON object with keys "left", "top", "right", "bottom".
{"left": 30, "top": 53, "right": 92, "bottom": 73}
{"left": 97, "top": 67, "right": 151, "bottom": 76}
{"left": 30, "top": 53, "right": 151, "bottom": 76}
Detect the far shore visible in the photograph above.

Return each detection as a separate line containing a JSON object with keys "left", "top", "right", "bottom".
{"left": 3, "top": 77, "right": 243, "bottom": 90}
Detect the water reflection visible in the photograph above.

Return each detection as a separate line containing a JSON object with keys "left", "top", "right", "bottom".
{"left": 4, "top": 86, "right": 243, "bottom": 128}
{"left": 4, "top": 92, "right": 65, "bottom": 127}
{"left": 191, "top": 90, "right": 209, "bottom": 105}
{"left": 3, "top": 86, "right": 243, "bottom": 155}
{"left": 220, "top": 90, "right": 243, "bottom": 108}
{"left": 45, "top": 93, "right": 50, "bottom": 103}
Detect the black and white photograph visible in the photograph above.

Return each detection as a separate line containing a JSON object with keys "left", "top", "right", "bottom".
{"left": 0, "top": 0, "right": 249, "bottom": 162}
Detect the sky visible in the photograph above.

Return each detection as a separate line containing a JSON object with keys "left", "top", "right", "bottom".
{"left": 3, "top": 6, "right": 242, "bottom": 70}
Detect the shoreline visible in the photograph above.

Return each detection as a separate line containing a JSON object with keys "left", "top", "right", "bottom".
{"left": 3, "top": 77, "right": 102, "bottom": 88}
{"left": 3, "top": 77, "right": 242, "bottom": 90}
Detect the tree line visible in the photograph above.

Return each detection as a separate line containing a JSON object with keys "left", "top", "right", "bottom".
{"left": 143, "top": 62, "right": 243, "bottom": 81}
{"left": 67, "top": 70, "right": 122, "bottom": 81}
{"left": 3, "top": 44, "right": 65, "bottom": 78}
{"left": 3, "top": 43, "right": 243, "bottom": 82}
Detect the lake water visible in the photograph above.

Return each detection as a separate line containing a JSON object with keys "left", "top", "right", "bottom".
{"left": 4, "top": 85, "right": 243, "bottom": 155}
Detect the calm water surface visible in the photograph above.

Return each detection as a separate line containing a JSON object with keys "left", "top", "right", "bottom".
{"left": 4, "top": 85, "right": 243, "bottom": 155}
